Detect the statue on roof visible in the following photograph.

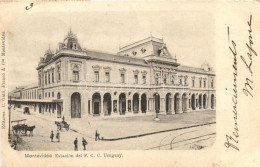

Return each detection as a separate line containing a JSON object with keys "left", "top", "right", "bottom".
{"left": 158, "top": 43, "right": 167, "bottom": 56}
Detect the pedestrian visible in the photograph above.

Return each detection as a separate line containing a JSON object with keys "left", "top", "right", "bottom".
{"left": 95, "top": 130, "right": 100, "bottom": 141}
{"left": 74, "top": 137, "right": 78, "bottom": 151}
{"left": 56, "top": 130, "right": 60, "bottom": 142}
{"left": 50, "top": 130, "right": 54, "bottom": 142}
{"left": 62, "top": 116, "right": 65, "bottom": 122}
{"left": 82, "top": 137, "right": 88, "bottom": 150}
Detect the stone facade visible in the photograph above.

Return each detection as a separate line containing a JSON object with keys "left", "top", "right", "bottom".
{"left": 10, "top": 30, "right": 216, "bottom": 119}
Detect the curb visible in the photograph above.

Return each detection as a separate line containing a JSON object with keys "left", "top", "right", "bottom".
{"left": 100, "top": 122, "right": 216, "bottom": 141}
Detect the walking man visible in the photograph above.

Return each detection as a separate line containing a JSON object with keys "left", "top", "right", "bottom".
{"left": 82, "top": 137, "right": 88, "bottom": 150}
{"left": 50, "top": 131, "right": 54, "bottom": 142}
{"left": 95, "top": 130, "right": 100, "bottom": 141}
{"left": 74, "top": 137, "right": 78, "bottom": 151}
{"left": 56, "top": 130, "right": 60, "bottom": 142}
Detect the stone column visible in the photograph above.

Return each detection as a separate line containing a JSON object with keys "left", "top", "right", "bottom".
{"left": 160, "top": 98, "right": 166, "bottom": 114}
{"left": 186, "top": 98, "right": 191, "bottom": 112}
{"left": 168, "top": 97, "right": 172, "bottom": 114}
{"left": 172, "top": 98, "right": 175, "bottom": 114}
{"left": 116, "top": 100, "right": 119, "bottom": 114}
{"left": 100, "top": 98, "right": 104, "bottom": 116}
{"left": 110, "top": 98, "right": 114, "bottom": 115}
{"left": 139, "top": 99, "right": 141, "bottom": 113}
{"left": 149, "top": 98, "right": 153, "bottom": 112}
{"left": 90, "top": 100, "right": 92, "bottom": 115}
{"left": 179, "top": 98, "right": 183, "bottom": 113}
{"left": 146, "top": 99, "right": 149, "bottom": 113}
{"left": 126, "top": 98, "right": 128, "bottom": 114}
{"left": 175, "top": 98, "right": 182, "bottom": 114}
{"left": 130, "top": 99, "right": 133, "bottom": 112}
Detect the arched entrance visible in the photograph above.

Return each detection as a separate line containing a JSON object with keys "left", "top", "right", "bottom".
{"left": 153, "top": 93, "right": 160, "bottom": 113}
{"left": 119, "top": 93, "right": 126, "bottom": 115}
{"left": 211, "top": 94, "right": 215, "bottom": 109}
{"left": 174, "top": 93, "right": 180, "bottom": 113}
{"left": 166, "top": 93, "right": 172, "bottom": 114}
{"left": 71, "top": 92, "right": 81, "bottom": 118}
{"left": 133, "top": 93, "right": 139, "bottom": 113}
{"left": 92, "top": 93, "right": 101, "bottom": 115}
{"left": 103, "top": 93, "right": 111, "bottom": 115}
{"left": 141, "top": 93, "right": 147, "bottom": 113}
{"left": 57, "top": 103, "right": 62, "bottom": 118}
{"left": 191, "top": 94, "right": 196, "bottom": 110}
{"left": 199, "top": 94, "right": 202, "bottom": 109}
{"left": 203, "top": 94, "right": 207, "bottom": 109}
{"left": 182, "top": 93, "right": 187, "bottom": 112}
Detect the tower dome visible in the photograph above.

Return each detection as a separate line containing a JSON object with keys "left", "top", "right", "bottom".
{"left": 59, "top": 29, "right": 82, "bottom": 51}
{"left": 201, "top": 61, "right": 211, "bottom": 72}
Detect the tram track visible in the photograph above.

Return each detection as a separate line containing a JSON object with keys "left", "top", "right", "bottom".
{"left": 146, "top": 132, "right": 216, "bottom": 150}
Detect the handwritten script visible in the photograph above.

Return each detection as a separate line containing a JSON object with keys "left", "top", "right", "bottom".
{"left": 225, "top": 15, "right": 256, "bottom": 151}
{"left": 25, "top": 3, "right": 33, "bottom": 10}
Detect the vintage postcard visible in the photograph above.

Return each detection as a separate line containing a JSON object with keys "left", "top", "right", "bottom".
{"left": 0, "top": 1, "right": 260, "bottom": 167}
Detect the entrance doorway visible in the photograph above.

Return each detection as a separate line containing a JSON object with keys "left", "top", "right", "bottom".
{"left": 119, "top": 93, "right": 126, "bottom": 114}
{"left": 191, "top": 94, "right": 196, "bottom": 110}
{"left": 71, "top": 92, "right": 81, "bottom": 118}
{"left": 174, "top": 93, "right": 180, "bottom": 113}
{"left": 103, "top": 93, "right": 112, "bottom": 115}
{"left": 166, "top": 93, "right": 172, "bottom": 114}
{"left": 141, "top": 93, "right": 147, "bottom": 113}
{"left": 92, "top": 93, "right": 101, "bottom": 115}
{"left": 133, "top": 93, "right": 139, "bottom": 113}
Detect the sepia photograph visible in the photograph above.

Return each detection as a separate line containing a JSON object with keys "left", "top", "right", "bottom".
{"left": 1, "top": 1, "right": 260, "bottom": 167}
{"left": 6, "top": 9, "right": 216, "bottom": 151}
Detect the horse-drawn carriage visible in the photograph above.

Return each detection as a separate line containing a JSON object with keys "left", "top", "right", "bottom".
{"left": 55, "top": 121, "right": 70, "bottom": 131}
{"left": 11, "top": 119, "right": 35, "bottom": 136}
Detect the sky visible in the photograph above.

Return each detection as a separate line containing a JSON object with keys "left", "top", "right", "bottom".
{"left": 7, "top": 9, "right": 215, "bottom": 91}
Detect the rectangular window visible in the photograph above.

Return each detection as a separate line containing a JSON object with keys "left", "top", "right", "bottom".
{"left": 179, "top": 78, "right": 182, "bottom": 85}
{"left": 184, "top": 78, "right": 187, "bottom": 85}
{"left": 45, "top": 75, "right": 47, "bottom": 85}
{"left": 155, "top": 78, "right": 159, "bottom": 85}
{"left": 121, "top": 73, "right": 125, "bottom": 83}
{"left": 73, "top": 71, "right": 79, "bottom": 81}
{"left": 58, "top": 72, "right": 61, "bottom": 81}
{"left": 163, "top": 78, "right": 167, "bottom": 84}
{"left": 134, "top": 74, "right": 138, "bottom": 84}
{"left": 142, "top": 75, "right": 146, "bottom": 84}
{"left": 105, "top": 72, "right": 110, "bottom": 82}
{"left": 171, "top": 78, "right": 174, "bottom": 85}
{"left": 48, "top": 73, "right": 50, "bottom": 84}
{"left": 192, "top": 80, "right": 195, "bottom": 87}
{"left": 200, "top": 80, "right": 202, "bottom": 87}
{"left": 94, "top": 71, "right": 99, "bottom": 82}
{"left": 211, "top": 81, "right": 214, "bottom": 88}
{"left": 52, "top": 72, "right": 54, "bottom": 83}
{"left": 204, "top": 81, "right": 206, "bottom": 87}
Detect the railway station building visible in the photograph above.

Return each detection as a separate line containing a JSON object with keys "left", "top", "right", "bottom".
{"left": 9, "top": 30, "right": 216, "bottom": 119}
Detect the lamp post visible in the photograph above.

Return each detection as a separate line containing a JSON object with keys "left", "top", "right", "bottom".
{"left": 154, "top": 93, "right": 160, "bottom": 121}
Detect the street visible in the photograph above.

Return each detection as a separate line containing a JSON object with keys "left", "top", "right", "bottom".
{"left": 10, "top": 108, "right": 216, "bottom": 151}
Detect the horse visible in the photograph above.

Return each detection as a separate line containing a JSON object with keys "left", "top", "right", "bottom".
{"left": 25, "top": 125, "right": 36, "bottom": 137}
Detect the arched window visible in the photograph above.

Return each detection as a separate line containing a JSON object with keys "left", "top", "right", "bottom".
{"left": 72, "top": 64, "right": 79, "bottom": 81}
